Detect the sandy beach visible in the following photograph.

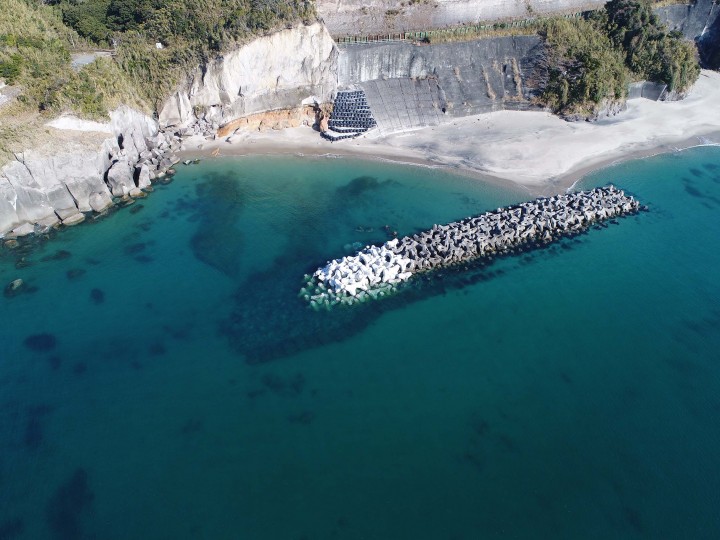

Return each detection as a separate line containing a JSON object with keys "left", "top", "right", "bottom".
{"left": 180, "top": 69, "right": 720, "bottom": 194}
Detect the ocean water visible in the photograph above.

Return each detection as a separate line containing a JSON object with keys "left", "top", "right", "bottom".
{"left": 1, "top": 149, "right": 719, "bottom": 539}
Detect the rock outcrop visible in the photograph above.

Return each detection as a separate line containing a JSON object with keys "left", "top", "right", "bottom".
{"left": 0, "top": 24, "right": 342, "bottom": 238}
{"left": 0, "top": 106, "right": 179, "bottom": 237}
{"left": 159, "top": 23, "right": 338, "bottom": 129}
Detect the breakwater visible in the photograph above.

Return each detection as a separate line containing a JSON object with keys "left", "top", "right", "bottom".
{"left": 302, "top": 185, "right": 642, "bottom": 308}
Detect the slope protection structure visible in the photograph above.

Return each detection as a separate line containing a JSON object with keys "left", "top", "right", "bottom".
{"left": 328, "top": 0, "right": 720, "bottom": 138}
{"left": 334, "top": 35, "right": 543, "bottom": 136}
{"left": 317, "top": 0, "right": 607, "bottom": 36}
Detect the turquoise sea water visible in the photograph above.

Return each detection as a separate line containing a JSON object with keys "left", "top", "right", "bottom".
{"left": 1, "top": 148, "right": 719, "bottom": 539}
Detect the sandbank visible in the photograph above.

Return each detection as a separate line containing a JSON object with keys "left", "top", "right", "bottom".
{"left": 180, "top": 69, "right": 720, "bottom": 194}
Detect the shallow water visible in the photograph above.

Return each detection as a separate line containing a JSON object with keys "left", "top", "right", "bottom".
{"left": 1, "top": 150, "right": 719, "bottom": 539}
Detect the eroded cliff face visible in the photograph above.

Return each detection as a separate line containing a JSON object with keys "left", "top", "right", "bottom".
{"left": 0, "top": 24, "right": 341, "bottom": 238}
{"left": 1, "top": 6, "right": 715, "bottom": 238}
{"left": 159, "top": 23, "right": 338, "bottom": 129}
{"left": 0, "top": 107, "right": 181, "bottom": 237}
{"left": 655, "top": 0, "right": 719, "bottom": 42}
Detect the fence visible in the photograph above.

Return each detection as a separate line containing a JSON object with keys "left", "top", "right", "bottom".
{"left": 334, "top": 9, "right": 591, "bottom": 45}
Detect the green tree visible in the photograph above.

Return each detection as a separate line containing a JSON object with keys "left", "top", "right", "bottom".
{"left": 540, "top": 18, "right": 628, "bottom": 117}
{"left": 107, "top": 0, "right": 152, "bottom": 32}
{"left": 61, "top": 0, "right": 112, "bottom": 44}
{"left": 603, "top": 0, "right": 699, "bottom": 92}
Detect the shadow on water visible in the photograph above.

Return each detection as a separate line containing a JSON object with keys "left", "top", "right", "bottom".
{"left": 220, "top": 234, "right": 573, "bottom": 364}
{"left": 0, "top": 518, "right": 24, "bottom": 540}
{"left": 24, "top": 404, "right": 54, "bottom": 450}
{"left": 186, "top": 173, "right": 247, "bottom": 279}
{"left": 45, "top": 468, "right": 94, "bottom": 540}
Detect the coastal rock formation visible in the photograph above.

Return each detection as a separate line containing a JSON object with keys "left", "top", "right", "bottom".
{"left": 0, "top": 106, "right": 178, "bottom": 237}
{"left": 0, "top": 24, "right": 338, "bottom": 238}
{"left": 159, "top": 23, "right": 339, "bottom": 129}
{"left": 304, "top": 185, "right": 642, "bottom": 308}
{"left": 0, "top": 5, "right": 711, "bottom": 238}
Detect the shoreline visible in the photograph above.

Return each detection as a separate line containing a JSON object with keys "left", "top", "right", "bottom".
{"left": 178, "top": 69, "right": 720, "bottom": 195}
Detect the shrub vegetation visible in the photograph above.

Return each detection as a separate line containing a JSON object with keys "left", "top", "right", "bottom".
{"left": 0, "top": 0, "right": 703, "bottom": 123}
{"left": 539, "top": 0, "right": 700, "bottom": 117}
{"left": 539, "top": 18, "right": 628, "bottom": 117}
{"left": 1, "top": 0, "right": 316, "bottom": 117}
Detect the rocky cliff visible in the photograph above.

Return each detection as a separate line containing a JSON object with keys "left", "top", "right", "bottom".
{"left": 655, "top": 0, "right": 719, "bottom": 42}
{"left": 159, "top": 22, "right": 338, "bottom": 129}
{"left": 0, "top": 23, "right": 339, "bottom": 238}
{"left": 1, "top": 6, "right": 716, "bottom": 238}
{"left": 0, "top": 107, "right": 180, "bottom": 237}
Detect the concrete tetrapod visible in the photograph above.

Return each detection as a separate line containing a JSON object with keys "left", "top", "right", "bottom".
{"left": 302, "top": 185, "right": 643, "bottom": 309}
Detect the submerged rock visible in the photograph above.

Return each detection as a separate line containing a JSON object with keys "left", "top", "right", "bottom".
{"left": 4, "top": 278, "right": 25, "bottom": 298}
{"left": 89, "top": 192, "right": 113, "bottom": 213}
{"left": 90, "top": 288, "right": 105, "bottom": 304}
{"left": 24, "top": 333, "right": 57, "bottom": 352}
{"left": 41, "top": 249, "right": 72, "bottom": 262}
{"left": 66, "top": 268, "right": 86, "bottom": 280}
{"left": 62, "top": 213, "right": 86, "bottom": 227}
{"left": 45, "top": 468, "right": 94, "bottom": 540}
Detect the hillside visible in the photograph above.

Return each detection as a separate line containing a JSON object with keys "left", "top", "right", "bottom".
{"left": 0, "top": 0, "right": 317, "bottom": 161}
{"left": 538, "top": 0, "right": 700, "bottom": 118}
{"left": 0, "top": 0, "right": 707, "bottom": 133}
{"left": 0, "top": 0, "right": 316, "bottom": 115}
